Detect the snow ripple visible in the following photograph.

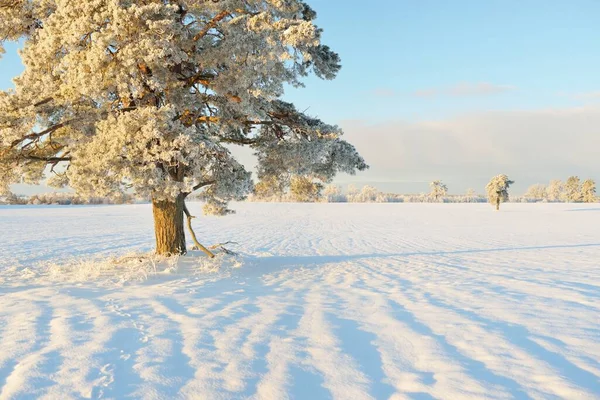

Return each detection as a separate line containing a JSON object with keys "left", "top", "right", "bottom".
{"left": 1, "top": 203, "right": 599, "bottom": 399}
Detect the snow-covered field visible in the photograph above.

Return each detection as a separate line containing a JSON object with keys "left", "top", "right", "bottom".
{"left": 0, "top": 203, "right": 599, "bottom": 399}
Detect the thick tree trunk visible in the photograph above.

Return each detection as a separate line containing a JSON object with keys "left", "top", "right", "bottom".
{"left": 152, "top": 194, "right": 186, "bottom": 255}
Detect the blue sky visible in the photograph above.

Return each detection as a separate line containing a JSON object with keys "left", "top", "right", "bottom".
{"left": 285, "top": 0, "right": 600, "bottom": 122}
{"left": 2, "top": 1, "right": 600, "bottom": 194}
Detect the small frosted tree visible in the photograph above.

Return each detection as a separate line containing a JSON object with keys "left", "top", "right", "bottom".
{"left": 375, "top": 192, "right": 391, "bottom": 202}
{"left": 581, "top": 179, "right": 597, "bottom": 203}
{"left": 546, "top": 179, "right": 565, "bottom": 202}
{"left": 346, "top": 184, "right": 360, "bottom": 202}
{"left": 0, "top": 1, "right": 367, "bottom": 255}
{"left": 357, "top": 185, "right": 378, "bottom": 202}
{"left": 565, "top": 176, "right": 583, "bottom": 203}
{"left": 322, "top": 184, "right": 343, "bottom": 202}
{"left": 486, "top": 174, "right": 514, "bottom": 210}
{"left": 429, "top": 180, "right": 448, "bottom": 202}
{"left": 465, "top": 188, "right": 477, "bottom": 203}
{"left": 524, "top": 184, "right": 547, "bottom": 202}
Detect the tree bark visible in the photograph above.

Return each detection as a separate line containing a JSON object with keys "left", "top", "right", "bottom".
{"left": 152, "top": 194, "right": 187, "bottom": 255}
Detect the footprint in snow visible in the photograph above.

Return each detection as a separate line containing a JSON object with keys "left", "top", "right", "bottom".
{"left": 90, "top": 363, "right": 115, "bottom": 398}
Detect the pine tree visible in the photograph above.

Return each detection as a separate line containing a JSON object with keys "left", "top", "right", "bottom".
{"left": 486, "top": 175, "right": 514, "bottom": 210}
{"left": 346, "top": 185, "right": 360, "bottom": 202}
{"left": 357, "top": 185, "right": 379, "bottom": 202}
{"left": 565, "top": 176, "right": 583, "bottom": 203}
{"left": 322, "top": 184, "right": 342, "bottom": 202}
{"left": 429, "top": 180, "right": 448, "bottom": 202}
{"left": 465, "top": 188, "right": 477, "bottom": 203}
{"left": 546, "top": 179, "right": 565, "bottom": 202}
{"left": 581, "top": 179, "right": 597, "bottom": 203}
{"left": 0, "top": 1, "right": 367, "bottom": 254}
{"left": 524, "top": 184, "right": 547, "bottom": 202}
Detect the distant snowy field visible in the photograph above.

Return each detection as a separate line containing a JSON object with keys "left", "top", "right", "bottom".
{"left": 1, "top": 203, "right": 599, "bottom": 399}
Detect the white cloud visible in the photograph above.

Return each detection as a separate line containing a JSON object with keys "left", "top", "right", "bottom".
{"left": 413, "top": 88, "right": 438, "bottom": 98}
{"left": 413, "top": 82, "right": 516, "bottom": 98}
{"left": 447, "top": 82, "right": 516, "bottom": 96}
{"left": 572, "top": 91, "right": 600, "bottom": 100}
{"left": 370, "top": 88, "right": 396, "bottom": 98}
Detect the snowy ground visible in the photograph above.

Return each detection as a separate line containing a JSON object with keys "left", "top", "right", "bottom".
{"left": 0, "top": 202, "right": 599, "bottom": 399}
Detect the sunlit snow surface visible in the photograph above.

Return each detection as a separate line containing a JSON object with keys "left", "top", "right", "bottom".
{"left": 1, "top": 203, "right": 599, "bottom": 399}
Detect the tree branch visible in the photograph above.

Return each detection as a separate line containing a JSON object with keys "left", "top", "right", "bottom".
{"left": 193, "top": 10, "right": 231, "bottom": 41}
{"left": 34, "top": 97, "right": 53, "bottom": 107}
{"left": 20, "top": 155, "right": 71, "bottom": 163}
{"left": 219, "top": 137, "right": 258, "bottom": 145}
{"left": 192, "top": 180, "right": 216, "bottom": 192}
{"left": 10, "top": 121, "right": 72, "bottom": 149}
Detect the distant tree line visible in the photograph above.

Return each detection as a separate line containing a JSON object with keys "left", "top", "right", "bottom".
{"left": 248, "top": 174, "right": 597, "bottom": 206}
{"left": 0, "top": 192, "right": 142, "bottom": 205}
{"left": 524, "top": 176, "right": 597, "bottom": 203}
{"left": 2, "top": 175, "right": 597, "bottom": 207}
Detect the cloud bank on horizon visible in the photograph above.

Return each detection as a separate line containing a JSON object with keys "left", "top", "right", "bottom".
{"left": 372, "top": 82, "right": 518, "bottom": 99}
{"left": 337, "top": 105, "right": 600, "bottom": 194}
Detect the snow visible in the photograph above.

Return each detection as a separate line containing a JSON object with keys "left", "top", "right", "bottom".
{"left": 1, "top": 202, "right": 599, "bottom": 399}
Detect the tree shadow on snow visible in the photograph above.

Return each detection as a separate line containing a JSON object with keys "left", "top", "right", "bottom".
{"left": 422, "top": 294, "right": 600, "bottom": 395}
{"left": 251, "top": 243, "right": 600, "bottom": 271}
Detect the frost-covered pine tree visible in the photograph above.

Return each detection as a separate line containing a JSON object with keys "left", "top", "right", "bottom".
{"left": 357, "top": 185, "right": 378, "bottom": 202}
{"left": 565, "top": 176, "right": 583, "bottom": 203}
{"left": 346, "top": 184, "right": 359, "bottom": 202}
{"left": 546, "top": 179, "right": 565, "bottom": 202}
{"left": 486, "top": 174, "right": 514, "bottom": 210}
{"left": 581, "top": 179, "right": 597, "bottom": 203}
{"left": 322, "top": 184, "right": 343, "bottom": 203}
{"left": 524, "top": 184, "right": 547, "bottom": 202}
{"left": 465, "top": 188, "right": 477, "bottom": 203}
{"left": 429, "top": 180, "right": 448, "bottom": 202}
{"left": 0, "top": 1, "right": 367, "bottom": 255}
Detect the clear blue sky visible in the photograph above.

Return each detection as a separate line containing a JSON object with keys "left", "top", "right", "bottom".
{"left": 286, "top": 0, "right": 600, "bottom": 122}
{"left": 2, "top": 1, "right": 600, "bottom": 194}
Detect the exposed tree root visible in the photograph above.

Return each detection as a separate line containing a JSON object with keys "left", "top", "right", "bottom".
{"left": 208, "top": 241, "right": 238, "bottom": 249}
{"left": 182, "top": 201, "right": 240, "bottom": 257}
{"left": 183, "top": 201, "right": 216, "bottom": 258}
{"left": 209, "top": 244, "right": 239, "bottom": 256}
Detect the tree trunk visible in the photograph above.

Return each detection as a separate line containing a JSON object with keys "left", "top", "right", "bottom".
{"left": 152, "top": 194, "right": 186, "bottom": 255}
{"left": 496, "top": 197, "right": 500, "bottom": 211}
